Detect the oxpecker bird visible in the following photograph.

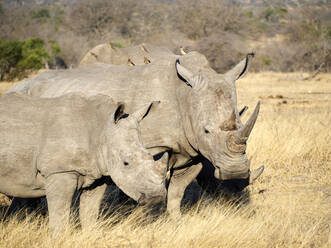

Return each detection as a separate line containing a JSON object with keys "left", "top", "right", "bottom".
{"left": 128, "top": 59, "right": 135, "bottom": 66}
{"left": 144, "top": 57, "right": 151, "bottom": 64}
{"left": 180, "top": 46, "right": 187, "bottom": 55}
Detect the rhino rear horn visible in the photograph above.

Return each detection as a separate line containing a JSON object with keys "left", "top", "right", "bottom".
{"left": 225, "top": 53, "right": 255, "bottom": 81}
{"left": 235, "top": 101, "right": 260, "bottom": 143}
{"left": 131, "top": 101, "right": 160, "bottom": 123}
{"left": 249, "top": 166, "right": 264, "bottom": 184}
{"left": 239, "top": 106, "right": 248, "bottom": 117}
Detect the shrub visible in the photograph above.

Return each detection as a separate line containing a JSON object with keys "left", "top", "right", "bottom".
{"left": 0, "top": 40, "right": 23, "bottom": 80}
{"left": 18, "top": 38, "right": 48, "bottom": 70}
{"left": 32, "top": 8, "right": 50, "bottom": 20}
{"left": 48, "top": 39, "right": 61, "bottom": 66}
{"left": 111, "top": 41, "right": 127, "bottom": 48}
{"left": 0, "top": 38, "right": 61, "bottom": 80}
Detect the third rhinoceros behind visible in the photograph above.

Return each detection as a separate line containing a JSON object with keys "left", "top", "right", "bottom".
{"left": 0, "top": 93, "right": 168, "bottom": 234}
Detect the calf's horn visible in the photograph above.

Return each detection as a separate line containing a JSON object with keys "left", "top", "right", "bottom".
{"left": 132, "top": 101, "right": 160, "bottom": 123}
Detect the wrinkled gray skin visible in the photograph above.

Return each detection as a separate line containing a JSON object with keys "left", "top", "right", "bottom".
{"left": 0, "top": 93, "right": 167, "bottom": 234}
{"left": 7, "top": 44, "right": 264, "bottom": 215}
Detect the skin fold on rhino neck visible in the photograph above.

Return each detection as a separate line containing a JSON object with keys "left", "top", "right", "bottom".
{"left": 176, "top": 83, "right": 200, "bottom": 159}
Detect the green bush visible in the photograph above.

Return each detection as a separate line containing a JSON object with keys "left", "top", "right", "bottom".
{"left": 32, "top": 8, "right": 50, "bottom": 20}
{"left": 0, "top": 40, "right": 22, "bottom": 68}
{"left": 261, "top": 56, "right": 272, "bottom": 66}
{"left": 0, "top": 40, "right": 23, "bottom": 80}
{"left": 18, "top": 38, "right": 48, "bottom": 71}
{"left": 111, "top": 41, "right": 127, "bottom": 48}
{"left": 0, "top": 38, "right": 61, "bottom": 80}
{"left": 326, "top": 26, "right": 331, "bottom": 38}
{"left": 264, "top": 7, "right": 287, "bottom": 22}
{"left": 264, "top": 8, "right": 274, "bottom": 21}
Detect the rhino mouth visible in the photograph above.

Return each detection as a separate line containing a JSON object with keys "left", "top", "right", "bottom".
{"left": 212, "top": 155, "right": 250, "bottom": 181}
{"left": 214, "top": 165, "right": 264, "bottom": 184}
{"left": 215, "top": 167, "right": 250, "bottom": 181}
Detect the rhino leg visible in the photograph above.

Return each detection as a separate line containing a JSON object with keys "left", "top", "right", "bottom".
{"left": 167, "top": 163, "right": 202, "bottom": 216}
{"left": 79, "top": 183, "right": 107, "bottom": 228}
{"left": 45, "top": 173, "right": 78, "bottom": 236}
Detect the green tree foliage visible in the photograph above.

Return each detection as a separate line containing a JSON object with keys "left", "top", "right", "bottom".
{"left": 18, "top": 38, "right": 48, "bottom": 70}
{"left": 32, "top": 8, "right": 50, "bottom": 20}
{"left": 0, "top": 38, "right": 61, "bottom": 80}
{"left": 0, "top": 40, "right": 22, "bottom": 80}
{"left": 48, "top": 39, "right": 61, "bottom": 65}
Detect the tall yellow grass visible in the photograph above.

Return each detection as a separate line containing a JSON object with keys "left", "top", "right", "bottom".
{"left": 0, "top": 73, "right": 330, "bottom": 247}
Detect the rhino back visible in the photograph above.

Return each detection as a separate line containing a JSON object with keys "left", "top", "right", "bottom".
{"left": 80, "top": 43, "right": 175, "bottom": 66}
{"left": 23, "top": 63, "right": 184, "bottom": 151}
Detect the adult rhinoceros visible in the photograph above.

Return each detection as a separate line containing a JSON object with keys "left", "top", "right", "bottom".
{"left": 7, "top": 45, "right": 264, "bottom": 215}
{"left": 0, "top": 93, "right": 168, "bottom": 234}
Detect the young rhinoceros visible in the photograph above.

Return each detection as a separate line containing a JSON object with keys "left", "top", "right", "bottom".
{"left": 0, "top": 93, "right": 168, "bottom": 234}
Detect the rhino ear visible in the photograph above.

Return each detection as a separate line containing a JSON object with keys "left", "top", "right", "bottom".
{"left": 176, "top": 59, "right": 194, "bottom": 83}
{"left": 113, "top": 103, "right": 126, "bottom": 124}
{"left": 131, "top": 101, "right": 160, "bottom": 123}
{"left": 224, "top": 53, "right": 254, "bottom": 82}
{"left": 176, "top": 60, "right": 206, "bottom": 90}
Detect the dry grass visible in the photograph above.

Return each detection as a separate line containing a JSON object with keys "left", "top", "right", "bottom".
{"left": 0, "top": 81, "right": 17, "bottom": 97}
{"left": 0, "top": 70, "right": 46, "bottom": 97}
{"left": 0, "top": 73, "right": 330, "bottom": 247}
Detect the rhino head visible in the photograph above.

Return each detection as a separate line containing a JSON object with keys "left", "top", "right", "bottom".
{"left": 176, "top": 53, "right": 263, "bottom": 184}
{"left": 103, "top": 102, "right": 168, "bottom": 204}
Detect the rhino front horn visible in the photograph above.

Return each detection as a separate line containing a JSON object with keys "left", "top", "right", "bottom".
{"left": 235, "top": 101, "right": 260, "bottom": 143}
{"left": 249, "top": 165, "right": 264, "bottom": 184}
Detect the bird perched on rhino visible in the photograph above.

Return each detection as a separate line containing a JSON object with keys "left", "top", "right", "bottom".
{"left": 144, "top": 57, "right": 151, "bottom": 64}
{"left": 180, "top": 46, "right": 187, "bottom": 55}
{"left": 128, "top": 58, "right": 135, "bottom": 66}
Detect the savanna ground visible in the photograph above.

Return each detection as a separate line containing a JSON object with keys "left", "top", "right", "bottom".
{"left": 0, "top": 72, "right": 330, "bottom": 247}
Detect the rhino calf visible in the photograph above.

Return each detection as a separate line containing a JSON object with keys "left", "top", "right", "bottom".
{"left": 0, "top": 93, "right": 167, "bottom": 234}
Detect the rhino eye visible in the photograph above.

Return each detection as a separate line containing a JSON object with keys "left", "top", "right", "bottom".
{"left": 123, "top": 161, "right": 129, "bottom": 166}
{"left": 204, "top": 128, "right": 210, "bottom": 134}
